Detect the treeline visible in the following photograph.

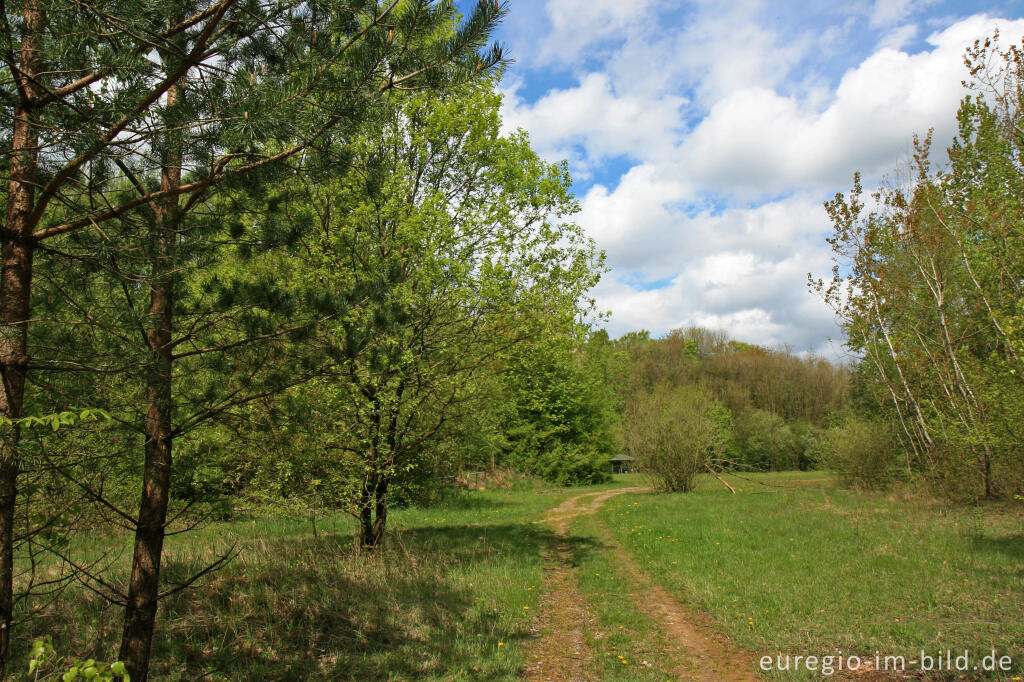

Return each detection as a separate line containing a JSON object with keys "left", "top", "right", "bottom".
{"left": 0, "top": 1, "right": 615, "bottom": 678}
{"left": 814, "top": 33, "right": 1024, "bottom": 501}
{"left": 578, "top": 327, "right": 849, "bottom": 488}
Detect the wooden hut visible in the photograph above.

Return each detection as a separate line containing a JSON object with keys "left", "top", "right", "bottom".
{"left": 609, "top": 454, "right": 636, "bottom": 474}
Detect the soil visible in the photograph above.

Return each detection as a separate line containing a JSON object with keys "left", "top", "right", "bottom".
{"left": 522, "top": 488, "right": 758, "bottom": 681}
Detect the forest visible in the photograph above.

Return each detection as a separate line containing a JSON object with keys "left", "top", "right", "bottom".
{"left": 0, "top": 1, "right": 1022, "bottom": 680}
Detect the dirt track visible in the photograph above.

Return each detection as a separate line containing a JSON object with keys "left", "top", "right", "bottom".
{"left": 523, "top": 487, "right": 757, "bottom": 681}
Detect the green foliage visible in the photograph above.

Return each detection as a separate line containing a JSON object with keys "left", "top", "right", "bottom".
{"left": 820, "top": 417, "right": 899, "bottom": 489}
{"left": 502, "top": 330, "right": 615, "bottom": 486}
{"left": 0, "top": 408, "right": 111, "bottom": 432}
{"left": 730, "top": 409, "right": 798, "bottom": 471}
{"left": 216, "top": 80, "right": 607, "bottom": 542}
{"left": 28, "top": 638, "right": 129, "bottom": 681}
{"left": 812, "top": 34, "right": 1024, "bottom": 499}
{"left": 597, "top": 325, "right": 847, "bottom": 475}
{"left": 622, "top": 384, "right": 729, "bottom": 492}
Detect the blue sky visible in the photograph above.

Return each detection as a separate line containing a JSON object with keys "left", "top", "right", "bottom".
{"left": 468, "top": 0, "right": 1024, "bottom": 357}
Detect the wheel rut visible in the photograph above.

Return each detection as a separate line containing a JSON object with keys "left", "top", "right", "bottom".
{"left": 522, "top": 486, "right": 757, "bottom": 681}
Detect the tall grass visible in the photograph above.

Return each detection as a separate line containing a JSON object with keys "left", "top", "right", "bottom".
{"left": 599, "top": 476, "right": 1024, "bottom": 677}
{"left": 13, "top": 483, "right": 583, "bottom": 680}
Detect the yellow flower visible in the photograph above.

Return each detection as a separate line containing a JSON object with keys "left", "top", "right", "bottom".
{"left": 498, "top": 642, "right": 504, "bottom": 647}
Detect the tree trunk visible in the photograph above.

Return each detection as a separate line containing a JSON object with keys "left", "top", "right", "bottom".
{"left": 358, "top": 470, "right": 392, "bottom": 549}
{"left": 118, "top": 80, "right": 181, "bottom": 681}
{"left": 0, "top": 1, "right": 42, "bottom": 675}
{"left": 371, "top": 477, "right": 389, "bottom": 546}
{"left": 358, "top": 476, "right": 389, "bottom": 549}
{"left": 358, "top": 472, "right": 375, "bottom": 548}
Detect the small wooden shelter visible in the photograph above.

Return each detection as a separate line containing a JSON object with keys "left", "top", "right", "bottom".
{"left": 609, "top": 454, "right": 636, "bottom": 474}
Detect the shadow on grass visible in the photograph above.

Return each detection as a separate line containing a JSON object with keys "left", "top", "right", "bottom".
{"left": 424, "top": 493, "right": 516, "bottom": 512}
{"left": 18, "top": 522, "right": 601, "bottom": 681}
{"left": 968, "top": 531, "right": 1024, "bottom": 561}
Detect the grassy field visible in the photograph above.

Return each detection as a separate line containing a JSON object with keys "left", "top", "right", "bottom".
{"left": 597, "top": 473, "right": 1024, "bottom": 678}
{"left": 570, "top": 510, "right": 694, "bottom": 680}
{"left": 12, "top": 471, "right": 1024, "bottom": 680}
{"left": 13, "top": 478, "right": 589, "bottom": 681}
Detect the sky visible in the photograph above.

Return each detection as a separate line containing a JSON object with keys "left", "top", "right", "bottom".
{"left": 465, "top": 0, "right": 1024, "bottom": 357}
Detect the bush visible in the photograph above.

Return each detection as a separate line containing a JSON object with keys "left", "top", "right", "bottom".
{"left": 533, "top": 442, "right": 610, "bottom": 486}
{"left": 822, "top": 417, "right": 899, "bottom": 488}
{"left": 731, "top": 409, "right": 798, "bottom": 470}
{"left": 622, "top": 384, "right": 729, "bottom": 492}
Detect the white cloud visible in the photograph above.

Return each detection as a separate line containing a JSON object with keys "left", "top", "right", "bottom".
{"left": 870, "top": 0, "right": 917, "bottom": 28}
{"left": 540, "top": 0, "right": 659, "bottom": 63}
{"left": 501, "top": 73, "right": 687, "bottom": 170}
{"left": 499, "top": 7, "right": 1024, "bottom": 352}
{"left": 584, "top": 189, "right": 841, "bottom": 353}
{"left": 579, "top": 179, "right": 831, "bottom": 278}
{"left": 680, "top": 15, "right": 1024, "bottom": 198}
{"left": 877, "top": 23, "right": 919, "bottom": 50}
{"left": 672, "top": 1, "right": 813, "bottom": 108}
{"left": 593, "top": 244, "right": 839, "bottom": 354}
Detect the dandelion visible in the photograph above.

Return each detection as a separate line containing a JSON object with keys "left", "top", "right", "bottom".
{"left": 498, "top": 642, "right": 504, "bottom": 647}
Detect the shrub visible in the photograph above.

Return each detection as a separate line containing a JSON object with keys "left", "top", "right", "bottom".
{"left": 533, "top": 442, "right": 610, "bottom": 486}
{"left": 731, "top": 409, "right": 798, "bottom": 470}
{"left": 822, "top": 417, "right": 899, "bottom": 489}
{"left": 622, "top": 384, "right": 729, "bottom": 492}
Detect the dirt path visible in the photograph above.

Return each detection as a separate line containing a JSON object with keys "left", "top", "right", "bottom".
{"left": 522, "top": 488, "right": 644, "bottom": 681}
{"left": 523, "top": 487, "right": 757, "bottom": 681}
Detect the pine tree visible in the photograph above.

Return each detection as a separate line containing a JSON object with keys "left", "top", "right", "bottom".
{"left": 1, "top": 1, "right": 506, "bottom": 676}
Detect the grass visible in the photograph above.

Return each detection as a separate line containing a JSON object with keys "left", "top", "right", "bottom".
{"left": 569, "top": 512, "right": 687, "bottom": 681}
{"left": 12, "top": 479, "right": 587, "bottom": 681}
{"left": 13, "top": 471, "right": 1023, "bottom": 680}
{"left": 598, "top": 473, "right": 1024, "bottom": 678}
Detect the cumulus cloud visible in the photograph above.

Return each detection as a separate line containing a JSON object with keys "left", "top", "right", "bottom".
{"left": 540, "top": 0, "right": 659, "bottom": 63}
{"left": 681, "top": 15, "right": 1024, "bottom": 198}
{"left": 501, "top": 73, "right": 687, "bottom": 171}
{"left": 593, "top": 244, "right": 838, "bottom": 354}
{"left": 672, "top": 1, "right": 812, "bottom": 108}
{"left": 499, "top": 5, "right": 1024, "bottom": 352}
{"left": 578, "top": 181, "right": 830, "bottom": 279}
